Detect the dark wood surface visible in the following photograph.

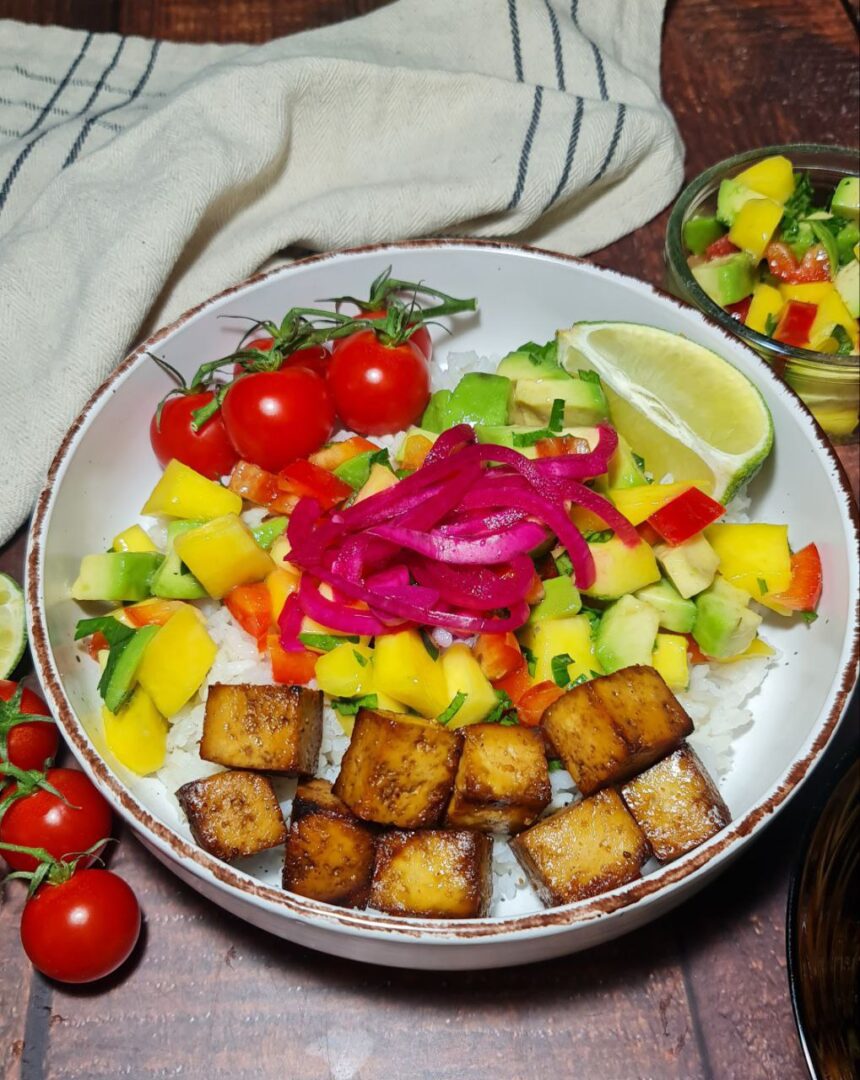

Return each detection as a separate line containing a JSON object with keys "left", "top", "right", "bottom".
{"left": 1, "top": 1, "right": 858, "bottom": 1078}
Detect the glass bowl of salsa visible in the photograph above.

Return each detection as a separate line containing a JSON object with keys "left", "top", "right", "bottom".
{"left": 665, "top": 144, "right": 859, "bottom": 442}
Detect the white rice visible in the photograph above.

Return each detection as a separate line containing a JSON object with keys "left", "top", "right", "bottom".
{"left": 150, "top": 348, "right": 777, "bottom": 916}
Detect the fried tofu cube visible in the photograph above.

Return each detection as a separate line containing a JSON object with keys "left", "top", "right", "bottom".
{"left": 445, "top": 723, "right": 551, "bottom": 834}
{"left": 176, "top": 770, "right": 287, "bottom": 862}
{"left": 369, "top": 829, "right": 492, "bottom": 918}
{"left": 333, "top": 709, "right": 462, "bottom": 828}
{"left": 541, "top": 665, "right": 693, "bottom": 796}
{"left": 283, "top": 779, "right": 376, "bottom": 908}
{"left": 620, "top": 745, "right": 731, "bottom": 862}
{"left": 200, "top": 683, "right": 323, "bottom": 774}
{"left": 510, "top": 788, "right": 650, "bottom": 906}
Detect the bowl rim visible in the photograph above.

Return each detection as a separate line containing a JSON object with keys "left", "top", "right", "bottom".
{"left": 25, "top": 237, "right": 860, "bottom": 947}
{"left": 665, "top": 142, "right": 860, "bottom": 369}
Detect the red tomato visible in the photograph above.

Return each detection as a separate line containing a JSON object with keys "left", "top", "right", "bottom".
{"left": 20, "top": 869, "right": 140, "bottom": 984}
{"left": 705, "top": 236, "right": 740, "bottom": 260}
{"left": 362, "top": 309, "right": 432, "bottom": 361}
{"left": 0, "top": 768, "right": 112, "bottom": 873}
{"left": 222, "top": 368, "right": 336, "bottom": 472}
{"left": 765, "top": 242, "right": 830, "bottom": 285}
{"left": 234, "top": 338, "right": 329, "bottom": 379}
{"left": 327, "top": 332, "right": 430, "bottom": 436}
{"left": 150, "top": 392, "right": 238, "bottom": 479}
{"left": 0, "top": 681, "right": 58, "bottom": 773}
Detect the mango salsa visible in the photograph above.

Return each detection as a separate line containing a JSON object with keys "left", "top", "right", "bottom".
{"left": 439, "top": 643, "right": 498, "bottom": 728}
{"left": 112, "top": 524, "right": 158, "bottom": 553}
{"left": 315, "top": 643, "right": 375, "bottom": 698}
{"left": 521, "top": 613, "right": 602, "bottom": 685}
{"left": 729, "top": 198, "right": 783, "bottom": 260}
{"left": 734, "top": 155, "right": 795, "bottom": 204}
{"left": 136, "top": 605, "right": 217, "bottom": 717}
{"left": 705, "top": 523, "right": 792, "bottom": 599}
{"left": 373, "top": 629, "right": 449, "bottom": 718}
{"left": 651, "top": 632, "right": 689, "bottom": 691}
{"left": 745, "top": 283, "right": 784, "bottom": 334}
{"left": 142, "top": 459, "right": 242, "bottom": 520}
{"left": 102, "top": 688, "right": 168, "bottom": 775}
{"left": 173, "top": 515, "right": 274, "bottom": 599}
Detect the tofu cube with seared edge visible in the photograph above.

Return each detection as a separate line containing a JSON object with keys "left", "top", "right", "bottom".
{"left": 283, "top": 779, "right": 376, "bottom": 908}
{"left": 201, "top": 683, "right": 323, "bottom": 774}
{"left": 542, "top": 665, "right": 693, "bottom": 796}
{"left": 177, "top": 770, "right": 287, "bottom": 862}
{"left": 445, "top": 723, "right": 551, "bottom": 834}
{"left": 369, "top": 829, "right": 492, "bottom": 918}
{"left": 620, "top": 745, "right": 731, "bottom": 862}
{"left": 333, "top": 709, "right": 462, "bottom": 828}
{"left": 510, "top": 788, "right": 650, "bottom": 905}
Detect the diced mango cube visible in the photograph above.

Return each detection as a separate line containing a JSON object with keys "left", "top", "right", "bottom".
{"left": 745, "top": 283, "right": 784, "bottom": 335}
{"left": 112, "top": 524, "right": 158, "bottom": 553}
{"left": 142, "top": 459, "right": 242, "bottom": 520}
{"left": 728, "top": 198, "right": 784, "bottom": 260}
{"left": 136, "top": 606, "right": 217, "bottom": 717}
{"left": 173, "top": 515, "right": 274, "bottom": 599}
{"left": 778, "top": 282, "right": 836, "bottom": 306}
{"left": 265, "top": 567, "right": 300, "bottom": 622}
{"left": 102, "top": 688, "right": 168, "bottom": 775}
{"left": 520, "top": 613, "right": 602, "bottom": 685}
{"left": 354, "top": 463, "right": 398, "bottom": 504}
{"left": 651, "top": 632, "right": 690, "bottom": 691}
{"left": 584, "top": 536, "right": 660, "bottom": 600}
{"left": 315, "top": 644, "right": 375, "bottom": 698}
{"left": 705, "top": 523, "right": 792, "bottom": 599}
{"left": 809, "top": 289, "right": 859, "bottom": 349}
{"left": 373, "top": 629, "right": 449, "bottom": 718}
{"left": 439, "top": 643, "right": 498, "bottom": 728}
{"left": 715, "top": 636, "right": 776, "bottom": 663}
{"left": 609, "top": 482, "right": 693, "bottom": 526}
{"left": 734, "top": 156, "right": 795, "bottom": 204}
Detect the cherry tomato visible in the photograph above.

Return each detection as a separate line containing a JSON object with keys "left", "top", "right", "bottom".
{"left": 766, "top": 242, "right": 831, "bottom": 285}
{"left": 327, "top": 331, "right": 430, "bottom": 436}
{"left": 234, "top": 338, "right": 330, "bottom": 379}
{"left": 150, "top": 392, "right": 238, "bottom": 479}
{"left": 0, "top": 768, "right": 111, "bottom": 873}
{"left": 362, "top": 310, "right": 432, "bottom": 361}
{"left": 0, "top": 681, "right": 58, "bottom": 772}
{"left": 20, "top": 869, "right": 140, "bottom": 984}
{"left": 222, "top": 368, "right": 335, "bottom": 472}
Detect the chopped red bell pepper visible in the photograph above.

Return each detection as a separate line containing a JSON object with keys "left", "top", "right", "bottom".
{"left": 268, "top": 633, "right": 317, "bottom": 684}
{"left": 492, "top": 660, "right": 533, "bottom": 705}
{"left": 725, "top": 297, "right": 752, "bottom": 322}
{"left": 637, "top": 522, "right": 662, "bottom": 547}
{"left": 648, "top": 486, "right": 726, "bottom": 545}
{"left": 86, "top": 630, "right": 109, "bottom": 660}
{"left": 773, "top": 300, "right": 818, "bottom": 348}
{"left": 766, "top": 241, "right": 830, "bottom": 284}
{"left": 225, "top": 583, "right": 272, "bottom": 649}
{"left": 684, "top": 634, "right": 710, "bottom": 664}
{"left": 516, "top": 680, "right": 565, "bottom": 727}
{"left": 277, "top": 460, "right": 352, "bottom": 510}
{"left": 309, "top": 436, "right": 380, "bottom": 472}
{"left": 124, "top": 599, "right": 187, "bottom": 628}
{"left": 524, "top": 570, "right": 545, "bottom": 605}
{"left": 534, "top": 435, "right": 590, "bottom": 458}
{"left": 767, "top": 543, "right": 823, "bottom": 612}
{"left": 229, "top": 460, "right": 280, "bottom": 506}
{"left": 473, "top": 632, "right": 523, "bottom": 681}
{"left": 705, "top": 235, "right": 740, "bottom": 259}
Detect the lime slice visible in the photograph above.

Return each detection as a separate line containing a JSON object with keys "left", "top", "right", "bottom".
{"left": 0, "top": 572, "right": 26, "bottom": 678}
{"left": 558, "top": 322, "right": 774, "bottom": 502}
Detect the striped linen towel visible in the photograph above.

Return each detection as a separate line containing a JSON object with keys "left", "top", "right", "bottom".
{"left": 0, "top": 0, "right": 683, "bottom": 543}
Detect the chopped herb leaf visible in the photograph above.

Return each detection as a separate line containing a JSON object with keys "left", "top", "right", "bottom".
{"left": 757, "top": 578, "right": 768, "bottom": 595}
{"left": 547, "top": 757, "right": 564, "bottom": 772}
{"left": 809, "top": 220, "right": 839, "bottom": 275}
{"left": 352, "top": 649, "right": 369, "bottom": 667}
{"left": 831, "top": 325, "right": 854, "bottom": 355}
{"left": 331, "top": 693, "right": 378, "bottom": 716}
{"left": 514, "top": 340, "right": 558, "bottom": 367}
{"left": 578, "top": 369, "right": 601, "bottom": 385}
{"left": 632, "top": 452, "right": 647, "bottom": 473}
{"left": 764, "top": 312, "right": 779, "bottom": 338}
{"left": 569, "top": 672, "right": 590, "bottom": 688}
{"left": 584, "top": 529, "right": 614, "bottom": 544}
{"left": 512, "top": 427, "right": 555, "bottom": 448}
{"left": 369, "top": 448, "right": 392, "bottom": 470}
{"left": 498, "top": 715, "right": 519, "bottom": 726}
{"left": 800, "top": 610, "right": 819, "bottom": 624}
{"left": 520, "top": 644, "right": 537, "bottom": 678}
{"left": 437, "top": 691, "right": 467, "bottom": 726}
{"left": 298, "top": 632, "right": 360, "bottom": 651}
{"left": 780, "top": 172, "right": 814, "bottom": 242}
{"left": 554, "top": 551, "right": 573, "bottom": 577}
{"left": 580, "top": 607, "right": 603, "bottom": 630}
{"left": 548, "top": 398, "right": 565, "bottom": 433}
{"left": 75, "top": 615, "right": 135, "bottom": 645}
{"left": 551, "top": 652, "right": 573, "bottom": 688}
{"left": 395, "top": 468, "right": 414, "bottom": 480}
{"left": 420, "top": 628, "right": 439, "bottom": 660}
{"left": 485, "top": 688, "right": 516, "bottom": 725}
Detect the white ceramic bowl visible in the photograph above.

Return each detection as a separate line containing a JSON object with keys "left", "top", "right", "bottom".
{"left": 26, "top": 241, "right": 859, "bottom": 970}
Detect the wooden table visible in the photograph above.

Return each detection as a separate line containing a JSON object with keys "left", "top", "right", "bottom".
{"left": 1, "top": 1, "right": 858, "bottom": 1077}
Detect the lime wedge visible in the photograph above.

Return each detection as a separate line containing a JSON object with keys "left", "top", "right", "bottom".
{"left": 0, "top": 572, "right": 26, "bottom": 678}
{"left": 558, "top": 322, "right": 774, "bottom": 502}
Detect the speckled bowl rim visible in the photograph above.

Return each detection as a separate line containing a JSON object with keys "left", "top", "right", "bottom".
{"left": 25, "top": 239, "right": 860, "bottom": 949}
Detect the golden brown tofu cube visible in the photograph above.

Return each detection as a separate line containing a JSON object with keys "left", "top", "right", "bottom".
{"left": 445, "top": 723, "right": 551, "bottom": 834}
{"left": 369, "top": 829, "right": 492, "bottom": 918}
{"left": 541, "top": 665, "right": 693, "bottom": 796}
{"left": 620, "top": 744, "right": 730, "bottom": 862}
{"left": 176, "top": 770, "right": 287, "bottom": 862}
{"left": 510, "top": 788, "right": 650, "bottom": 906}
{"left": 200, "top": 683, "right": 323, "bottom": 775}
{"left": 333, "top": 709, "right": 462, "bottom": 828}
{"left": 283, "top": 779, "right": 376, "bottom": 908}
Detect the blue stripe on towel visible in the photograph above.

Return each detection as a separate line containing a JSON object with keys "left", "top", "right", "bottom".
{"left": 508, "top": 0, "right": 524, "bottom": 82}
{"left": 544, "top": 94, "right": 584, "bottom": 210}
{"left": 543, "top": 0, "right": 565, "bottom": 91}
{"left": 570, "top": 0, "right": 608, "bottom": 100}
{"left": 508, "top": 84, "right": 543, "bottom": 210}
{"left": 63, "top": 36, "right": 127, "bottom": 167}
{"left": 590, "top": 102, "right": 625, "bottom": 185}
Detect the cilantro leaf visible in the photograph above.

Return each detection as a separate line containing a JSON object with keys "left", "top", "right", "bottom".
{"left": 298, "top": 632, "right": 359, "bottom": 651}
{"left": 577, "top": 369, "right": 601, "bottom": 385}
{"left": 800, "top": 610, "right": 819, "bottom": 624}
{"left": 437, "top": 691, "right": 467, "bottom": 726}
{"left": 548, "top": 398, "right": 565, "bottom": 433}
{"left": 520, "top": 644, "right": 537, "bottom": 678}
{"left": 484, "top": 688, "right": 517, "bottom": 725}
{"left": 551, "top": 653, "right": 573, "bottom": 688}
{"left": 584, "top": 530, "right": 614, "bottom": 544}
{"left": 780, "top": 172, "right": 814, "bottom": 242}
{"left": 764, "top": 312, "right": 779, "bottom": 338}
{"left": 554, "top": 551, "right": 573, "bottom": 577}
{"left": 831, "top": 325, "right": 854, "bottom": 355}
{"left": 331, "top": 694, "right": 378, "bottom": 716}
{"left": 513, "top": 340, "right": 558, "bottom": 367}
{"left": 757, "top": 578, "right": 768, "bottom": 596}
{"left": 420, "top": 629, "right": 439, "bottom": 660}
{"left": 547, "top": 757, "right": 565, "bottom": 773}
{"left": 352, "top": 649, "right": 368, "bottom": 667}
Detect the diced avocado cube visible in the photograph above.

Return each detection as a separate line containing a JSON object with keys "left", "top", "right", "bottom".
{"left": 831, "top": 176, "right": 859, "bottom": 223}
{"left": 475, "top": 424, "right": 516, "bottom": 449}
{"left": 716, "top": 177, "right": 759, "bottom": 226}
{"left": 835, "top": 259, "right": 860, "bottom": 319}
{"left": 251, "top": 517, "right": 288, "bottom": 551}
{"left": 150, "top": 520, "right": 208, "bottom": 600}
{"left": 421, "top": 388, "right": 453, "bottom": 433}
{"left": 510, "top": 375, "right": 609, "bottom": 427}
{"left": 787, "top": 221, "right": 816, "bottom": 262}
{"left": 683, "top": 216, "right": 725, "bottom": 255}
{"left": 334, "top": 450, "right": 375, "bottom": 491}
{"left": 836, "top": 222, "right": 860, "bottom": 266}
{"left": 103, "top": 625, "right": 159, "bottom": 713}
{"left": 583, "top": 536, "right": 660, "bottom": 601}
{"left": 595, "top": 594, "right": 660, "bottom": 675}
{"left": 654, "top": 534, "right": 719, "bottom": 599}
{"left": 635, "top": 578, "right": 697, "bottom": 634}
{"left": 692, "top": 577, "right": 762, "bottom": 659}
{"left": 528, "top": 575, "right": 582, "bottom": 623}
{"left": 604, "top": 434, "right": 649, "bottom": 490}
{"left": 446, "top": 373, "right": 512, "bottom": 426}
{"left": 691, "top": 252, "right": 756, "bottom": 307}
{"left": 72, "top": 552, "right": 163, "bottom": 602}
{"left": 496, "top": 341, "right": 566, "bottom": 381}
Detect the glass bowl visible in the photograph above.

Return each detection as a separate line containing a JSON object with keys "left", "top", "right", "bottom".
{"left": 665, "top": 144, "right": 860, "bottom": 443}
